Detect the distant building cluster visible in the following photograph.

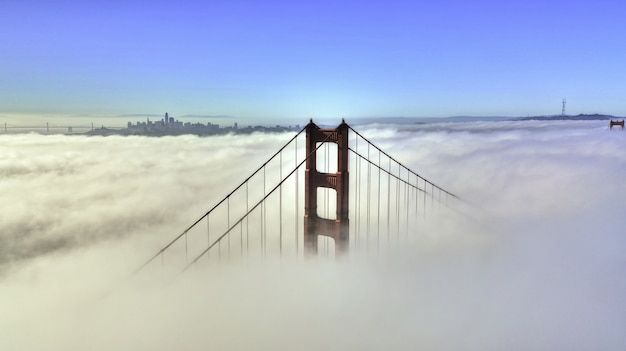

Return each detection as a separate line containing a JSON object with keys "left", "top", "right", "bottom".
{"left": 127, "top": 112, "right": 221, "bottom": 134}
{"left": 86, "top": 112, "right": 299, "bottom": 137}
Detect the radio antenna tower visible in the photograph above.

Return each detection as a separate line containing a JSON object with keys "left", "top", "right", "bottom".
{"left": 561, "top": 98, "right": 567, "bottom": 116}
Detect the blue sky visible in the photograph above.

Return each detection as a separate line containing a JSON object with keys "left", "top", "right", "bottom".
{"left": 1, "top": 0, "right": 625, "bottom": 122}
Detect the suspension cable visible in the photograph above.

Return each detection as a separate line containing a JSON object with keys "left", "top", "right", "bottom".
{"left": 133, "top": 126, "right": 306, "bottom": 275}
{"left": 182, "top": 132, "right": 334, "bottom": 272}
{"left": 347, "top": 126, "right": 459, "bottom": 199}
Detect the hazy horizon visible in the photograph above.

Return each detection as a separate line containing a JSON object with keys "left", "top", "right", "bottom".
{"left": 2, "top": 111, "right": 624, "bottom": 133}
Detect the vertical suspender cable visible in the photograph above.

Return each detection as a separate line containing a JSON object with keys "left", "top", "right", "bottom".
{"left": 406, "top": 169, "right": 410, "bottom": 237}
{"left": 227, "top": 196, "right": 230, "bottom": 259}
{"left": 396, "top": 163, "right": 400, "bottom": 239}
{"left": 263, "top": 166, "right": 266, "bottom": 256}
{"left": 413, "top": 174, "right": 420, "bottom": 227}
{"left": 246, "top": 182, "right": 249, "bottom": 256}
{"left": 355, "top": 137, "right": 360, "bottom": 247}
{"left": 240, "top": 219, "right": 243, "bottom": 258}
{"left": 279, "top": 151, "right": 283, "bottom": 256}
{"left": 207, "top": 214, "right": 211, "bottom": 261}
{"left": 401, "top": 169, "right": 405, "bottom": 237}
{"left": 423, "top": 178, "right": 427, "bottom": 220}
{"left": 377, "top": 149, "right": 381, "bottom": 254}
{"left": 438, "top": 188, "right": 442, "bottom": 211}
{"left": 366, "top": 143, "right": 372, "bottom": 253}
{"left": 295, "top": 135, "right": 299, "bottom": 256}
{"left": 218, "top": 203, "right": 222, "bottom": 259}
{"left": 430, "top": 183, "right": 434, "bottom": 215}
{"left": 352, "top": 139, "right": 357, "bottom": 248}
{"left": 239, "top": 192, "right": 243, "bottom": 258}
{"left": 387, "top": 157, "right": 391, "bottom": 243}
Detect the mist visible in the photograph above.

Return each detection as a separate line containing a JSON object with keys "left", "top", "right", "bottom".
{"left": 1, "top": 120, "right": 624, "bottom": 350}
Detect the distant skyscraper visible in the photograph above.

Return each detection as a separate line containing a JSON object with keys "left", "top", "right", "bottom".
{"left": 165, "top": 112, "right": 169, "bottom": 124}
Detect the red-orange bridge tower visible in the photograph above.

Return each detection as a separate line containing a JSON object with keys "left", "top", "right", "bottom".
{"left": 303, "top": 119, "right": 350, "bottom": 255}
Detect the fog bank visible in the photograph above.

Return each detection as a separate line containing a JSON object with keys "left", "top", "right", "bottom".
{"left": 1, "top": 120, "right": 624, "bottom": 350}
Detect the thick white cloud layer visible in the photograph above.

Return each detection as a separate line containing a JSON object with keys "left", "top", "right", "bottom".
{"left": 1, "top": 120, "right": 625, "bottom": 350}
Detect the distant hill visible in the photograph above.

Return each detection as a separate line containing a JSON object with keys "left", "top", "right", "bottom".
{"left": 342, "top": 116, "right": 513, "bottom": 125}
{"left": 430, "top": 116, "right": 513, "bottom": 122}
{"left": 322, "top": 114, "right": 623, "bottom": 126}
{"left": 514, "top": 114, "right": 621, "bottom": 121}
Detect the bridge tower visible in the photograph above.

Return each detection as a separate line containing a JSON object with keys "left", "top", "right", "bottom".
{"left": 304, "top": 119, "right": 350, "bottom": 256}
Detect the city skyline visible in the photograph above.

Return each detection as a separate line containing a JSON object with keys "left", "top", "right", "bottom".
{"left": 2, "top": 0, "right": 625, "bottom": 121}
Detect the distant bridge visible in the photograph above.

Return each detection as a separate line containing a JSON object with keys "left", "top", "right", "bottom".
{"left": 0, "top": 122, "right": 115, "bottom": 134}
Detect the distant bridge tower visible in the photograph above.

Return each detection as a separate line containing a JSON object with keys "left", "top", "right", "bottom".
{"left": 562, "top": 98, "right": 567, "bottom": 116}
{"left": 304, "top": 119, "right": 350, "bottom": 256}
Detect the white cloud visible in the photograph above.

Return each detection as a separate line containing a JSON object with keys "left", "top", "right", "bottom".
{"left": 0, "top": 120, "right": 625, "bottom": 350}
